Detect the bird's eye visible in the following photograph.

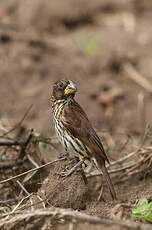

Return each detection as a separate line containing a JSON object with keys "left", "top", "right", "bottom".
{"left": 58, "top": 83, "right": 64, "bottom": 90}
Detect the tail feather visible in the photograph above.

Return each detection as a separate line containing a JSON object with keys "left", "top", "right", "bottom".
{"left": 93, "top": 156, "right": 116, "bottom": 200}
{"left": 101, "top": 163, "right": 116, "bottom": 200}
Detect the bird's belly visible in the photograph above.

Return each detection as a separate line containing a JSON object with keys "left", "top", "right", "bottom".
{"left": 65, "top": 133, "right": 88, "bottom": 157}
{"left": 54, "top": 119, "right": 90, "bottom": 158}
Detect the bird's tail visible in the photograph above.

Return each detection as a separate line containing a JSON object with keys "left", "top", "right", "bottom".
{"left": 94, "top": 156, "right": 116, "bottom": 200}
{"left": 100, "top": 163, "right": 116, "bottom": 200}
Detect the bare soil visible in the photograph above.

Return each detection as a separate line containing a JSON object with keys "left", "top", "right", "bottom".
{"left": 0, "top": 0, "right": 152, "bottom": 229}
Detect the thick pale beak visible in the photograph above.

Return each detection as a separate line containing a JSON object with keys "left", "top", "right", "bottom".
{"left": 64, "top": 81, "right": 77, "bottom": 96}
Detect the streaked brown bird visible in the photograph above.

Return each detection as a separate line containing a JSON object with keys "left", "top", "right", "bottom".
{"left": 51, "top": 79, "right": 116, "bottom": 200}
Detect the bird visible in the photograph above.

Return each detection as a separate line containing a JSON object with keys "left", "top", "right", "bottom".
{"left": 51, "top": 79, "right": 116, "bottom": 200}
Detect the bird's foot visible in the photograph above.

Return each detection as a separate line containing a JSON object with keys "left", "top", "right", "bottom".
{"left": 59, "top": 160, "right": 84, "bottom": 177}
{"left": 97, "top": 185, "right": 105, "bottom": 202}
{"left": 58, "top": 152, "right": 69, "bottom": 159}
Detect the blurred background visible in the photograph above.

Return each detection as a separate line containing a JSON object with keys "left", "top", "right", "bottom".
{"left": 0, "top": 0, "right": 152, "bottom": 138}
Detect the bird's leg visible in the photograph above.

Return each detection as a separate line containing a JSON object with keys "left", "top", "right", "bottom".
{"left": 60, "top": 159, "right": 84, "bottom": 177}
{"left": 80, "top": 166, "right": 88, "bottom": 184}
{"left": 97, "top": 185, "right": 105, "bottom": 202}
{"left": 58, "top": 151, "right": 70, "bottom": 160}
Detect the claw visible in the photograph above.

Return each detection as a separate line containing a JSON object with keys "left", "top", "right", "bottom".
{"left": 59, "top": 170, "right": 72, "bottom": 177}
{"left": 58, "top": 160, "right": 84, "bottom": 177}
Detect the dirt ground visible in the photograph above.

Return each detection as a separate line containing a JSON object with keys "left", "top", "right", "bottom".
{"left": 0, "top": 0, "right": 152, "bottom": 229}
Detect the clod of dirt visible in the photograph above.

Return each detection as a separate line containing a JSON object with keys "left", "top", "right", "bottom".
{"left": 32, "top": 157, "right": 88, "bottom": 210}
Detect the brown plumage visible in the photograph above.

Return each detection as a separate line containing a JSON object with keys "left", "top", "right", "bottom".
{"left": 51, "top": 79, "right": 116, "bottom": 200}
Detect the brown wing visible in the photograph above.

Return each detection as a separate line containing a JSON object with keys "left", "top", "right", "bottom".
{"left": 60, "top": 99, "right": 109, "bottom": 163}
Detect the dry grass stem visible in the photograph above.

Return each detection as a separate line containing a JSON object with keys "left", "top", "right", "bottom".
{"left": 123, "top": 63, "right": 152, "bottom": 93}
{"left": 0, "top": 207, "right": 152, "bottom": 230}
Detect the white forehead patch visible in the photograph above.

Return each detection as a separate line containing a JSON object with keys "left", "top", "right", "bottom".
{"left": 69, "top": 80, "right": 77, "bottom": 90}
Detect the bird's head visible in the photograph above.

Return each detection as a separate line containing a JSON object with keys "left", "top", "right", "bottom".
{"left": 51, "top": 80, "right": 77, "bottom": 101}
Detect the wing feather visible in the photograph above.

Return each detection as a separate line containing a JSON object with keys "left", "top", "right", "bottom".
{"left": 60, "top": 99, "right": 109, "bottom": 163}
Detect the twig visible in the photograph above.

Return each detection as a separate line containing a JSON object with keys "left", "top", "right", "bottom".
{"left": 9, "top": 194, "right": 32, "bottom": 214}
{"left": 0, "top": 104, "right": 33, "bottom": 138}
{"left": 107, "top": 150, "right": 137, "bottom": 168}
{"left": 0, "top": 139, "right": 21, "bottom": 146}
{"left": 0, "top": 199, "right": 16, "bottom": 205}
{"left": 123, "top": 62, "right": 152, "bottom": 93}
{"left": 88, "top": 146, "right": 152, "bottom": 180}
{"left": 0, "top": 130, "right": 34, "bottom": 169}
{"left": 88, "top": 162, "right": 135, "bottom": 178}
{"left": 0, "top": 207, "right": 152, "bottom": 230}
{"left": 0, "top": 157, "right": 66, "bottom": 185}
{"left": 0, "top": 158, "right": 27, "bottom": 169}
{"left": 68, "top": 222, "right": 75, "bottom": 230}
{"left": 137, "top": 92, "right": 146, "bottom": 133}
{"left": 35, "top": 137, "right": 58, "bottom": 150}
{"left": 117, "top": 134, "right": 131, "bottom": 153}
{"left": 108, "top": 126, "right": 150, "bottom": 168}
{"left": 17, "top": 180, "right": 30, "bottom": 196}
{"left": 0, "top": 136, "right": 55, "bottom": 147}
{"left": 19, "top": 128, "right": 33, "bottom": 159}
{"left": 23, "top": 154, "right": 39, "bottom": 183}
{"left": 37, "top": 195, "right": 46, "bottom": 209}
{"left": 27, "top": 154, "right": 39, "bottom": 168}
{"left": 98, "top": 186, "right": 104, "bottom": 202}
{"left": 17, "top": 181, "right": 34, "bottom": 212}
{"left": 0, "top": 130, "right": 58, "bottom": 169}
